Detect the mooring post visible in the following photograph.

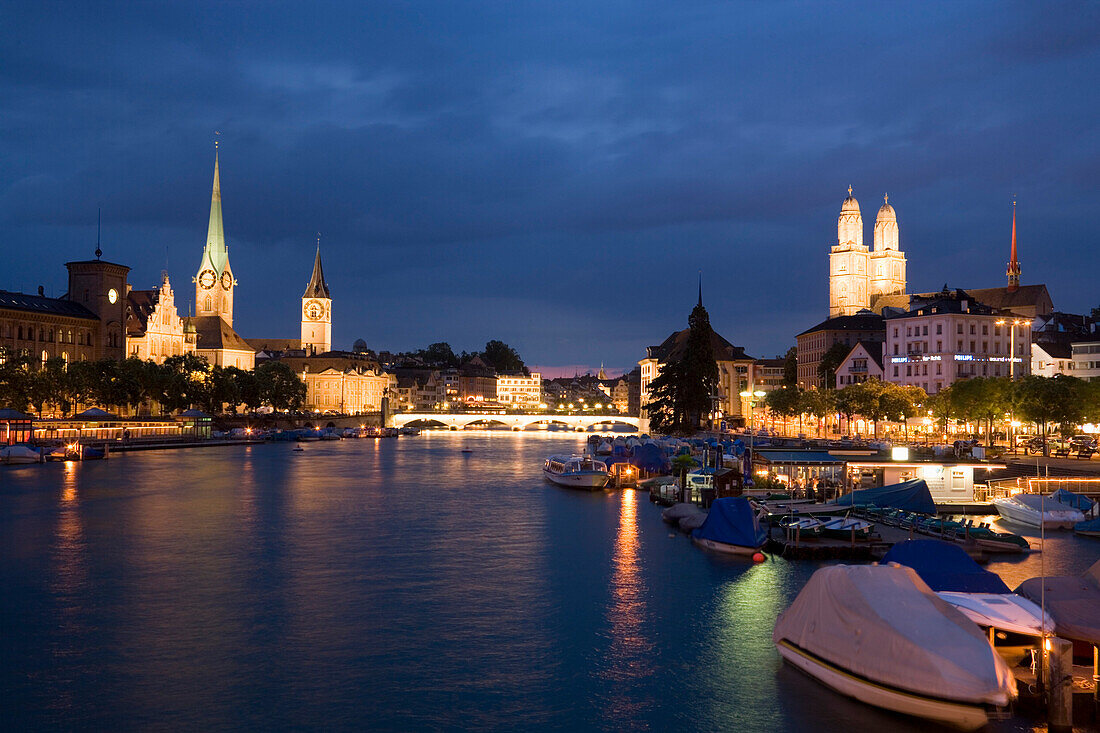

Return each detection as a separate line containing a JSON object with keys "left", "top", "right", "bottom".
{"left": 1048, "top": 637, "right": 1073, "bottom": 732}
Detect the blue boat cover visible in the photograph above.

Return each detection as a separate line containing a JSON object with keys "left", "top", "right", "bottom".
{"left": 630, "top": 443, "right": 670, "bottom": 473}
{"left": 692, "top": 497, "right": 767, "bottom": 548}
{"left": 882, "top": 540, "right": 1011, "bottom": 594}
{"left": 831, "top": 478, "right": 937, "bottom": 514}
{"left": 1076, "top": 517, "right": 1100, "bottom": 533}
{"left": 1048, "top": 489, "right": 1095, "bottom": 512}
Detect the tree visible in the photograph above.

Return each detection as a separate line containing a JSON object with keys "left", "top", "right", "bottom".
{"left": 765, "top": 385, "right": 802, "bottom": 434}
{"left": 0, "top": 351, "right": 33, "bottom": 411}
{"left": 159, "top": 354, "right": 212, "bottom": 412}
{"left": 817, "top": 342, "right": 850, "bottom": 388}
{"left": 1013, "top": 375, "right": 1087, "bottom": 452}
{"left": 255, "top": 361, "right": 306, "bottom": 412}
{"left": 419, "top": 342, "right": 459, "bottom": 368}
{"left": 782, "top": 346, "right": 798, "bottom": 387}
{"left": 801, "top": 388, "right": 835, "bottom": 437}
{"left": 480, "top": 340, "right": 527, "bottom": 375}
{"left": 646, "top": 300, "right": 719, "bottom": 435}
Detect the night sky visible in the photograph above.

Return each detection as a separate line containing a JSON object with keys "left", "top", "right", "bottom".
{"left": 3, "top": 2, "right": 1098, "bottom": 376}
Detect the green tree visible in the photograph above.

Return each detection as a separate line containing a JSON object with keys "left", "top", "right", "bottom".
{"left": 817, "top": 342, "right": 850, "bottom": 388}
{"left": 782, "top": 346, "right": 798, "bottom": 387}
{"left": 765, "top": 385, "right": 802, "bottom": 434}
{"left": 1013, "top": 375, "right": 1087, "bottom": 454}
{"left": 418, "top": 342, "right": 459, "bottom": 368}
{"left": 255, "top": 361, "right": 306, "bottom": 412}
{"left": 647, "top": 299, "right": 719, "bottom": 434}
{"left": 480, "top": 340, "right": 527, "bottom": 375}
{"left": 159, "top": 354, "right": 213, "bottom": 412}
{"left": 0, "top": 351, "right": 33, "bottom": 411}
{"left": 801, "top": 388, "right": 835, "bottom": 437}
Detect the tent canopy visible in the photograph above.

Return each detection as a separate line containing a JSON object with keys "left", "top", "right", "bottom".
{"left": 691, "top": 497, "right": 766, "bottom": 548}
{"left": 74, "top": 407, "right": 118, "bottom": 420}
{"left": 774, "top": 564, "right": 1016, "bottom": 706}
{"left": 881, "top": 540, "right": 1011, "bottom": 594}
{"left": 831, "top": 478, "right": 937, "bottom": 514}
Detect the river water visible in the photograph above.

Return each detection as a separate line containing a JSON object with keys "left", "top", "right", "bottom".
{"left": 2, "top": 432, "right": 1097, "bottom": 731}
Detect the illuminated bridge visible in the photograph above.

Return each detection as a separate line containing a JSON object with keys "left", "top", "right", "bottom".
{"left": 391, "top": 412, "right": 640, "bottom": 431}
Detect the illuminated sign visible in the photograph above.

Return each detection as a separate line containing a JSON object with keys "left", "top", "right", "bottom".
{"left": 954, "top": 354, "right": 974, "bottom": 361}
{"left": 891, "top": 446, "right": 910, "bottom": 461}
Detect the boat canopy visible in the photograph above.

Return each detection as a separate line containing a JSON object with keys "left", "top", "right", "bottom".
{"left": 774, "top": 564, "right": 1016, "bottom": 706}
{"left": 630, "top": 443, "right": 670, "bottom": 473}
{"left": 830, "top": 478, "right": 937, "bottom": 514}
{"left": 691, "top": 497, "right": 767, "bottom": 548}
{"left": 1015, "top": 559, "right": 1100, "bottom": 645}
{"left": 881, "top": 540, "right": 1011, "bottom": 594}
{"left": 1047, "top": 488, "right": 1095, "bottom": 513}
{"left": 1014, "top": 493, "right": 1079, "bottom": 512}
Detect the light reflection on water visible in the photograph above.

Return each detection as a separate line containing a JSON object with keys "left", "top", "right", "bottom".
{"left": 0, "top": 433, "right": 1096, "bottom": 732}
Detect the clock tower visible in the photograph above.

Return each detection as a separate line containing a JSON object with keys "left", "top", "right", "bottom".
{"left": 301, "top": 243, "right": 331, "bottom": 355}
{"left": 194, "top": 150, "right": 236, "bottom": 326}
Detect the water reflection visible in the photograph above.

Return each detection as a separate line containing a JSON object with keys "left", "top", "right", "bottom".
{"left": 605, "top": 489, "right": 651, "bottom": 678}
{"left": 49, "top": 460, "right": 88, "bottom": 716}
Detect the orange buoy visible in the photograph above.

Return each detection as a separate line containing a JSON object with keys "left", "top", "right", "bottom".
{"left": 752, "top": 552, "right": 766, "bottom": 563}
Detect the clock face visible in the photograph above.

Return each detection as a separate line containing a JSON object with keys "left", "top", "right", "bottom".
{"left": 198, "top": 269, "right": 216, "bottom": 290}
{"left": 221, "top": 271, "right": 233, "bottom": 290}
{"left": 107, "top": 288, "right": 118, "bottom": 304}
{"left": 304, "top": 300, "right": 323, "bottom": 320}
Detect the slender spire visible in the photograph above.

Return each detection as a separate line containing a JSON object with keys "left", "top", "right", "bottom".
{"left": 95, "top": 208, "right": 102, "bottom": 259}
{"left": 697, "top": 270, "right": 703, "bottom": 308}
{"left": 1006, "top": 198, "right": 1021, "bottom": 292}
{"left": 304, "top": 234, "right": 331, "bottom": 298}
{"left": 202, "top": 147, "right": 228, "bottom": 274}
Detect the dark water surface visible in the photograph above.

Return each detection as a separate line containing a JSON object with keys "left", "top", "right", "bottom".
{"left": 2, "top": 433, "right": 1097, "bottom": 731}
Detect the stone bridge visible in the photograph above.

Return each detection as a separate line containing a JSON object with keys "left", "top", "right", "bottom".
{"left": 391, "top": 412, "right": 640, "bottom": 431}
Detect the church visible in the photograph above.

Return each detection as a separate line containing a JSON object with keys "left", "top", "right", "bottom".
{"left": 828, "top": 187, "right": 907, "bottom": 317}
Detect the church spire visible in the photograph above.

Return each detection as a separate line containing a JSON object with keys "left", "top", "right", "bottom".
{"left": 303, "top": 234, "right": 330, "bottom": 298}
{"left": 1006, "top": 198, "right": 1021, "bottom": 292}
{"left": 202, "top": 149, "right": 228, "bottom": 274}
{"left": 697, "top": 270, "right": 703, "bottom": 308}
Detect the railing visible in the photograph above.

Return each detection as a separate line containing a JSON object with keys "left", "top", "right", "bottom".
{"left": 986, "top": 476, "right": 1100, "bottom": 499}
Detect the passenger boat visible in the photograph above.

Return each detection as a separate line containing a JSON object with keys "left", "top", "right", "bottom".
{"left": 774, "top": 564, "right": 1016, "bottom": 731}
{"left": 691, "top": 497, "right": 767, "bottom": 556}
{"left": 882, "top": 540, "right": 1052, "bottom": 641}
{"left": 992, "top": 494, "right": 1085, "bottom": 529}
{"left": 542, "top": 455, "right": 609, "bottom": 489}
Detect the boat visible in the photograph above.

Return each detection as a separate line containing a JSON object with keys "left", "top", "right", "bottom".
{"left": 1074, "top": 516, "right": 1100, "bottom": 538}
{"left": 319, "top": 431, "right": 341, "bottom": 441}
{"left": 542, "top": 455, "right": 609, "bottom": 489}
{"left": 956, "top": 522, "right": 1030, "bottom": 553}
{"left": 0, "top": 445, "right": 44, "bottom": 465}
{"left": 292, "top": 443, "right": 305, "bottom": 452}
{"left": 882, "top": 540, "right": 1053, "bottom": 641}
{"left": 992, "top": 494, "right": 1085, "bottom": 529}
{"left": 1016, "top": 559, "right": 1100, "bottom": 651}
{"left": 819, "top": 516, "right": 873, "bottom": 540}
{"left": 690, "top": 497, "right": 767, "bottom": 556}
{"left": 777, "top": 514, "right": 824, "bottom": 537}
{"left": 773, "top": 564, "right": 1017, "bottom": 731}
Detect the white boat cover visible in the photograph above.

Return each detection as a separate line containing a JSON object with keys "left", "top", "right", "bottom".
{"left": 774, "top": 564, "right": 1016, "bottom": 706}
{"left": 1015, "top": 559, "right": 1100, "bottom": 645}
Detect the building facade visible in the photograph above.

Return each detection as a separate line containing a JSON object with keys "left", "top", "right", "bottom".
{"left": 126, "top": 274, "right": 196, "bottom": 363}
{"left": 281, "top": 353, "right": 393, "bottom": 413}
{"left": 301, "top": 246, "right": 332, "bottom": 355}
{"left": 883, "top": 289, "right": 1030, "bottom": 394}
{"left": 834, "top": 342, "right": 884, "bottom": 388}
{"left": 496, "top": 372, "right": 542, "bottom": 406}
{"left": 796, "top": 312, "right": 885, "bottom": 389}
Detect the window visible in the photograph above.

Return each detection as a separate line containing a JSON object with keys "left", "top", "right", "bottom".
{"left": 893, "top": 344, "right": 898, "bottom": 355}
{"left": 957, "top": 323, "right": 963, "bottom": 334}
{"left": 894, "top": 366, "right": 899, "bottom": 377}
{"left": 957, "top": 340, "right": 963, "bottom": 351}
{"left": 970, "top": 341, "right": 975, "bottom": 352}
{"left": 906, "top": 327, "right": 912, "bottom": 337}
{"left": 936, "top": 324, "right": 942, "bottom": 335}
{"left": 994, "top": 326, "right": 1001, "bottom": 336}
{"left": 982, "top": 341, "right": 988, "bottom": 353}
{"left": 970, "top": 324, "right": 976, "bottom": 335}
{"left": 922, "top": 325, "right": 928, "bottom": 336}
{"left": 906, "top": 365, "right": 912, "bottom": 376}
{"left": 936, "top": 363, "right": 942, "bottom": 375}
{"left": 936, "top": 340, "right": 942, "bottom": 351}
{"left": 893, "top": 328, "right": 899, "bottom": 337}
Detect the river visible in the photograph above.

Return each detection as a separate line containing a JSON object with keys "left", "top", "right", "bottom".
{"left": 2, "top": 432, "right": 1097, "bottom": 731}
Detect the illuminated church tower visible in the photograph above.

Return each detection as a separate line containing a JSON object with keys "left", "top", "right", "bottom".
{"left": 829, "top": 186, "right": 868, "bottom": 317}
{"left": 301, "top": 242, "right": 331, "bottom": 355}
{"left": 868, "top": 193, "right": 907, "bottom": 300}
{"left": 194, "top": 149, "right": 236, "bottom": 326}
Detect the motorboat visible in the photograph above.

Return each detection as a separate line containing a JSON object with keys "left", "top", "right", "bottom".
{"left": 1074, "top": 516, "right": 1100, "bottom": 538}
{"left": 0, "top": 445, "right": 44, "bottom": 465}
{"left": 777, "top": 515, "right": 824, "bottom": 537}
{"left": 882, "top": 540, "right": 1053, "bottom": 641}
{"left": 819, "top": 516, "right": 873, "bottom": 540}
{"left": 992, "top": 494, "right": 1085, "bottom": 529}
{"left": 1016, "top": 560, "right": 1100, "bottom": 652}
{"left": 542, "top": 455, "right": 609, "bottom": 490}
{"left": 774, "top": 564, "right": 1016, "bottom": 731}
{"left": 691, "top": 497, "right": 767, "bottom": 556}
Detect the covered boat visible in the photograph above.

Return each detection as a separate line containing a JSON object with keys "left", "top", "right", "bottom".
{"left": 774, "top": 564, "right": 1016, "bottom": 731}
{"left": 690, "top": 497, "right": 767, "bottom": 555}
{"left": 830, "top": 478, "right": 937, "bottom": 515}
{"left": 0, "top": 445, "right": 43, "bottom": 465}
{"left": 1075, "top": 516, "right": 1100, "bottom": 538}
{"left": 882, "top": 540, "right": 1052, "bottom": 640}
{"left": 542, "top": 454, "right": 609, "bottom": 490}
{"left": 1047, "top": 488, "right": 1096, "bottom": 516}
{"left": 1015, "top": 559, "right": 1100, "bottom": 648}
{"left": 992, "top": 493, "right": 1085, "bottom": 529}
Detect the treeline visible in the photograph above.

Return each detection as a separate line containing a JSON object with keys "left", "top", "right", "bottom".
{"left": 392, "top": 340, "right": 528, "bottom": 374}
{"left": 766, "top": 374, "right": 1100, "bottom": 442}
{"left": 0, "top": 353, "right": 306, "bottom": 417}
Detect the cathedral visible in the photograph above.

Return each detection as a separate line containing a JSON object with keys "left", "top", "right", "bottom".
{"left": 828, "top": 187, "right": 907, "bottom": 317}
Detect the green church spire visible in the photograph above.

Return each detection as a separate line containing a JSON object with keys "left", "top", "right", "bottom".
{"left": 202, "top": 151, "right": 228, "bottom": 275}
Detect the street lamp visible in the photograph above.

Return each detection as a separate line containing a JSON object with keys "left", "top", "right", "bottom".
{"left": 995, "top": 318, "right": 1030, "bottom": 380}
{"left": 739, "top": 389, "right": 767, "bottom": 460}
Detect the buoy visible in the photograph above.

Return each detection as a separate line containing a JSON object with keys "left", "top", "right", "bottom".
{"left": 752, "top": 552, "right": 766, "bottom": 563}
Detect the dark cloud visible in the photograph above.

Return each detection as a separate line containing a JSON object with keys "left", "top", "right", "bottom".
{"left": 1, "top": 0, "right": 1098, "bottom": 369}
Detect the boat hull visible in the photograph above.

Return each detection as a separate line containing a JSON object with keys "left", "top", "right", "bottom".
{"left": 936, "top": 592, "right": 1049, "bottom": 638}
{"left": 543, "top": 470, "right": 609, "bottom": 490}
{"left": 776, "top": 640, "right": 993, "bottom": 732}
{"left": 992, "top": 497, "right": 1083, "bottom": 529}
{"left": 691, "top": 535, "right": 763, "bottom": 556}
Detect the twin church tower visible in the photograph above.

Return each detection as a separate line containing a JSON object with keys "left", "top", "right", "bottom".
{"left": 828, "top": 186, "right": 907, "bottom": 317}
{"left": 192, "top": 150, "right": 332, "bottom": 356}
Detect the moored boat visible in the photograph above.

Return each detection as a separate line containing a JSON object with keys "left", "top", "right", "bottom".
{"left": 1074, "top": 516, "right": 1100, "bottom": 538}
{"left": 819, "top": 516, "right": 873, "bottom": 540}
{"left": 543, "top": 455, "right": 609, "bottom": 490}
{"left": 992, "top": 494, "right": 1084, "bottom": 529}
{"left": 0, "top": 445, "right": 44, "bottom": 465}
{"left": 691, "top": 497, "right": 767, "bottom": 555}
{"left": 773, "top": 564, "right": 1016, "bottom": 731}
{"left": 882, "top": 540, "right": 1052, "bottom": 640}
